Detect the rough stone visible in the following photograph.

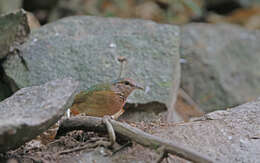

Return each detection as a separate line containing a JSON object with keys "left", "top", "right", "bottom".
{"left": 180, "top": 23, "right": 260, "bottom": 112}
{"left": 0, "top": 9, "right": 30, "bottom": 59}
{"left": 0, "top": 0, "right": 21, "bottom": 14}
{"left": 2, "top": 16, "right": 180, "bottom": 110}
{"left": 153, "top": 98, "right": 260, "bottom": 162}
{"left": 0, "top": 78, "right": 78, "bottom": 152}
{"left": 112, "top": 98, "right": 260, "bottom": 163}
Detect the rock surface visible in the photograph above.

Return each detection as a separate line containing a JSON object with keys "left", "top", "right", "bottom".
{"left": 0, "top": 9, "right": 39, "bottom": 102}
{"left": 0, "top": 9, "right": 30, "bottom": 59}
{"left": 112, "top": 97, "right": 260, "bottom": 163}
{"left": 0, "top": 0, "right": 21, "bottom": 14}
{"left": 0, "top": 78, "right": 78, "bottom": 153}
{"left": 181, "top": 23, "right": 260, "bottom": 112}
{"left": 2, "top": 16, "right": 180, "bottom": 110}
{"left": 154, "top": 99, "right": 260, "bottom": 162}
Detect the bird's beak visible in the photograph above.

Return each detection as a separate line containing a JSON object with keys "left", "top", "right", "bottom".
{"left": 135, "top": 84, "right": 144, "bottom": 90}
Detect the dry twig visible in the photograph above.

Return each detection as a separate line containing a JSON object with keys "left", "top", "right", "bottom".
{"left": 56, "top": 140, "right": 110, "bottom": 156}
{"left": 102, "top": 116, "right": 116, "bottom": 147}
{"left": 56, "top": 116, "right": 213, "bottom": 163}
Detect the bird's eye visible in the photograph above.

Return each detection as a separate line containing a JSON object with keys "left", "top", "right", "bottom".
{"left": 124, "top": 81, "right": 130, "bottom": 85}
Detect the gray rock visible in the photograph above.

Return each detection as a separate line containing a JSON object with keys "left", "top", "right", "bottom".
{"left": 0, "top": 9, "right": 30, "bottom": 59}
{"left": 2, "top": 16, "right": 180, "bottom": 110}
{"left": 113, "top": 98, "right": 260, "bottom": 162}
{"left": 0, "top": 9, "right": 31, "bottom": 102}
{"left": 0, "top": 78, "right": 78, "bottom": 153}
{"left": 180, "top": 23, "right": 260, "bottom": 112}
{"left": 152, "top": 98, "right": 260, "bottom": 163}
{"left": 0, "top": 0, "right": 21, "bottom": 14}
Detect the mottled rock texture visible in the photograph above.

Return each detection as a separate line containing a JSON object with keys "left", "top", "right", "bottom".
{"left": 2, "top": 16, "right": 180, "bottom": 111}
{"left": 0, "top": 78, "right": 78, "bottom": 152}
{"left": 181, "top": 23, "right": 260, "bottom": 112}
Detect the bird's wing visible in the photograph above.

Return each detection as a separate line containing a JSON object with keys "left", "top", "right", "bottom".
{"left": 73, "top": 83, "right": 111, "bottom": 104}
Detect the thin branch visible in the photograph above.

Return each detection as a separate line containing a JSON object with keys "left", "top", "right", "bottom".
{"left": 56, "top": 140, "right": 110, "bottom": 156}
{"left": 57, "top": 116, "right": 213, "bottom": 163}
{"left": 102, "top": 116, "right": 116, "bottom": 147}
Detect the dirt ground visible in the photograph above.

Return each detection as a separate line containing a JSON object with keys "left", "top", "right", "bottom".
{"left": 0, "top": 120, "right": 169, "bottom": 163}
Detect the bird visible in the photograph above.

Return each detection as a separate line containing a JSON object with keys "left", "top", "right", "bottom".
{"left": 70, "top": 78, "right": 144, "bottom": 119}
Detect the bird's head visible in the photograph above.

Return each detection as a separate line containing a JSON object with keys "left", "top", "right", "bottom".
{"left": 112, "top": 78, "right": 144, "bottom": 97}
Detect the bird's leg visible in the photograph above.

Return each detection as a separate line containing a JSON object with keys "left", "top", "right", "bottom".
{"left": 111, "top": 109, "right": 125, "bottom": 120}
{"left": 102, "top": 115, "right": 116, "bottom": 147}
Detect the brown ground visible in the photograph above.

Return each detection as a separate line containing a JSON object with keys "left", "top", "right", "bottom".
{"left": 0, "top": 120, "right": 169, "bottom": 163}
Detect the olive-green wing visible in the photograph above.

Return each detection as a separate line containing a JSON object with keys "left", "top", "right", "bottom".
{"left": 72, "top": 89, "right": 119, "bottom": 116}
{"left": 73, "top": 83, "right": 111, "bottom": 104}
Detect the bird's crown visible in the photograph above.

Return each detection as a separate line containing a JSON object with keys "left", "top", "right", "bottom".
{"left": 112, "top": 78, "right": 143, "bottom": 90}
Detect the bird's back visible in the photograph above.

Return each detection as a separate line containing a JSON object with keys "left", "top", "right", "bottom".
{"left": 70, "top": 83, "right": 125, "bottom": 117}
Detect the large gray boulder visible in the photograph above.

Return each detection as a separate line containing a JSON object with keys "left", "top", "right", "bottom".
{"left": 181, "top": 23, "right": 260, "bottom": 112}
{"left": 2, "top": 16, "right": 180, "bottom": 111}
{"left": 0, "top": 78, "right": 78, "bottom": 153}
{"left": 112, "top": 98, "right": 260, "bottom": 163}
{"left": 153, "top": 98, "right": 260, "bottom": 163}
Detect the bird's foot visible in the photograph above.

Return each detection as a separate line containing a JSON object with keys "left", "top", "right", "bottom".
{"left": 102, "top": 115, "right": 116, "bottom": 147}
